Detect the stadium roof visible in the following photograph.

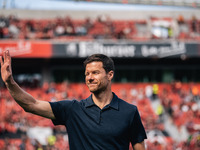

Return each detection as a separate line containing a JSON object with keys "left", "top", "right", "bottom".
{"left": 2, "top": 0, "right": 199, "bottom": 11}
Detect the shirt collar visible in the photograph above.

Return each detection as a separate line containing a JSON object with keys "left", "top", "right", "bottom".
{"left": 85, "top": 92, "right": 119, "bottom": 110}
{"left": 85, "top": 95, "right": 95, "bottom": 108}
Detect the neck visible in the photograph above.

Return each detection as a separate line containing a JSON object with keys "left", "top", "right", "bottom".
{"left": 92, "top": 90, "right": 113, "bottom": 109}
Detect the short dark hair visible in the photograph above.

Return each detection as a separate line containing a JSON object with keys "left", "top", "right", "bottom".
{"left": 83, "top": 54, "right": 115, "bottom": 73}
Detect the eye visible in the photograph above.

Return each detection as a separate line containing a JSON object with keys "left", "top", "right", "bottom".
{"left": 93, "top": 71, "right": 99, "bottom": 75}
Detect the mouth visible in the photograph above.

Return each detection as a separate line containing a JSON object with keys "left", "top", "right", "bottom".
{"left": 88, "top": 83, "right": 97, "bottom": 86}
{"left": 87, "top": 82, "right": 98, "bottom": 86}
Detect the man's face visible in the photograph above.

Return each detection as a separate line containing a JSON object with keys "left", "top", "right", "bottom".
{"left": 85, "top": 61, "right": 112, "bottom": 94}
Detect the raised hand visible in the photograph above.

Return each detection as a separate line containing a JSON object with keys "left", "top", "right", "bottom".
{"left": 0, "top": 50, "right": 13, "bottom": 83}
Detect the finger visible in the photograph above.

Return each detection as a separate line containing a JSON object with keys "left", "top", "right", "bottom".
{"left": 3, "top": 50, "right": 6, "bottom": 60}
{"left": 4, "top": 50, "right": 10, "bottom": 62}
{"left": 0, "top": 56, "right": 3, "bottom": 66}
{"left": 6, "top": 50, "right": 11, "bottom": 64}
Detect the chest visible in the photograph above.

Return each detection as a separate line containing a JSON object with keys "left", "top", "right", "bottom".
{"left": 68, "top": 106, "right": 131, "bottom": 138}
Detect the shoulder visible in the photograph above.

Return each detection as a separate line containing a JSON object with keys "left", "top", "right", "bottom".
{"left": 49, "top": 99, "right": 80, "bottom": 110}
{"left": 52, "top": 98, "right": 88, "bottom": 107}
{"left": 118, "top": 98, "right": 137, "bottom": 112}
{"left": 50, "top": 99, "right": 77, "bottom": 105}
{"left": 113, "top": 92, "right": 137, "bottom": 110}
{"left": 114, "top": 97, "right": 139, "bottom": 121}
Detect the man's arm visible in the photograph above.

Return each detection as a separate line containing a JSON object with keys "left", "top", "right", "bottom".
{"left": 0, "top": 50, "right": 55, "bottom": 119}
{"left": 133, "top": 141, "right": 145, "bottom": 150}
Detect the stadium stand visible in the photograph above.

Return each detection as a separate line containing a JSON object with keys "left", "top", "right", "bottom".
{"left": 0, "top": 14, "right": 200, "bottom": 40}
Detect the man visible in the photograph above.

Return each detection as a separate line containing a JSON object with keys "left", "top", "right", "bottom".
{"left": 0, "top": 50, "right": 147, "bottom": 150}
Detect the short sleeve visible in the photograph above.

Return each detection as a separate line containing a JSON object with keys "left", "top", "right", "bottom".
{"left": 49, "top": 100, "right": 75, "bottom": 125}
{"left": 130, "top": 108, "right": 147, "bottom": 146}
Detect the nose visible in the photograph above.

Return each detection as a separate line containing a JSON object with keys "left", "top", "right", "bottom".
{"left": 86, "top": 73, "right": 94, "bottom": 82}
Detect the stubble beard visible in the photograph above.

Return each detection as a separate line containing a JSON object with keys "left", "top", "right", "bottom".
{"left": 89, "top": 82, "right": 108, "bottom": 95}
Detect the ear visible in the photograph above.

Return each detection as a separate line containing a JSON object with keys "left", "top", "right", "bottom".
{"left": 107, "top": 71, "right": 114, "bottom": 81}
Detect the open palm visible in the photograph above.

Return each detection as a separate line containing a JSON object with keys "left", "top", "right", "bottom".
{"left": 0, "top": 50, "right": 13, "bottom": 83}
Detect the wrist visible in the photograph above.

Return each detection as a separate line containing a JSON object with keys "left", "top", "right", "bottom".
{"left": 5, "top": 76, "right": 15, "bottom": 87}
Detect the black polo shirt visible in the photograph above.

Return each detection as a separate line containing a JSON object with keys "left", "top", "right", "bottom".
{"left": 49, "top": 93, "right": 147, "bottom": 150}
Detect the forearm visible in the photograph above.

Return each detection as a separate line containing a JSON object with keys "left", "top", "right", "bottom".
{"left": 5, "top": 78, "right": 37, "bottom": 112}
{"left": 133, "top": 141, "right": 145, "bottom": 150}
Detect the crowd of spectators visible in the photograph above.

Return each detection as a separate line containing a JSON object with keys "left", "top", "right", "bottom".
{"left": 0, "top": 14, "right": 200, "bottom": 41}
{"left": 0, "top": 80, "right": 199, "bottom": 150}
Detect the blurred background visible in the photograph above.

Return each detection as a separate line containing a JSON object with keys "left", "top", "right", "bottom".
{"left": 0, "top": 0, "right": 200, "bottom": 149}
